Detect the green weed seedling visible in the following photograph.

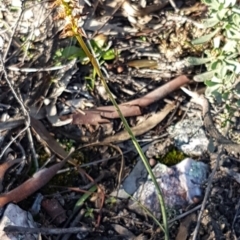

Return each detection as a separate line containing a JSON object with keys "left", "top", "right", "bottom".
{"left": 84, "top": 207, "right": 94, "bottom": 219}
{"left": 55, "top": 36, "right": 116, "bottom": 90}
{"left": 106, "top": 196, "right": 117, "bottom": 206}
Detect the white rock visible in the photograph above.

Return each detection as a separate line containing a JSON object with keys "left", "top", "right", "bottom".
{"left": 167, "top": 118, "right": 209, "bottom": 156}
{"left": 129, "top": 158, "right": 209, "bottom": 218}
{"left": 0, "top": 203, "right": 37, "bottom": 240}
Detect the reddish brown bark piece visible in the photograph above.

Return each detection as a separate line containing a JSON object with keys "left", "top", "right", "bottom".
{"left": 0, "top": 117, "right": 77, "bottom": 208}
{"left": 0, "top": 158, "right": 22, "bottom": 192}
{"left": 71, "top": 75, "right": 190, "bottom": 125}
{"left": 72, "top": 105, "right": 142, "bottom": 124}
{"left": 71, "top": 111, "right": 111, "bottom": 125}
{"left": 124, "top": 75, "right": 189, "bottom": 107}
{"left": 0, "top": 158, "right": 68, "bottom": 208}
{"left": 41, "top": 198, "right": 67, "bottom": 225}
{"left": 97, "top": 105, "right": 142, "bottom": 119}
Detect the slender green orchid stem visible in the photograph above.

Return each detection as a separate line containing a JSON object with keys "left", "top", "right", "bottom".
{"left": 75, "top": 33, "right": 169, "bottom": 239}
{"left": 64, "top": 17, "right": 170, "bottom": 239}
{"left": 50, "top": 0, "right": 169, "bottom": 237}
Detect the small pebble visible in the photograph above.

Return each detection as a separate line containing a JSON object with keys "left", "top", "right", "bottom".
{"left": 149, "top": 158, "right": 156, "bottom": 167}
{"left": 192, "top": 196, "right": 201, "bottom": 204}
{"left": 43, "top": 98, "right": 51, "bottom": 105}
{"left": 117, "top": 66, "right": 124, "bottom": 73}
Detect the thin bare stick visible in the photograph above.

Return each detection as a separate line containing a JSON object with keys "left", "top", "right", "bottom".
{"left": 60, "top": 209, "right": 86, "bottom": 240}
{"left": 4, "top": 225, "right": 90, "bottom": 235}
{"left": 17, "top": 89, "right": 38, "bottom": 170}
{"left": 0, "top": 53, "right": 30, "bottom": 159}
{"left": 11, "top": 138, "right": 26, "bottom": 174}
{"left": 3, "top": 7, "right": 23, "bottom": 61}
{"left": 7, "top": 63, "right": 76, "bottom": 72}
{"left": 21, "top": 5, "right": 45, "bottom": 64}
{"left": 168, "top": 204, "right": 201, "bottom": 224}
{"left": 191, "top": 149, "right": 222, "bottom": 240}
{"left": 27, "top": 128, "right": 38, "bottom": 170}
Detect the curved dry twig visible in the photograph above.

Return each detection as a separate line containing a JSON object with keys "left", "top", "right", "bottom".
{"left": 0, "top": 54, "right": 30, "bottom": 160}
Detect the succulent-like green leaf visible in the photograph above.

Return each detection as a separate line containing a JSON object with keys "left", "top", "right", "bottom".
{"left": 186, "top": 56, "right": 213, "bottom": 65}
{"left": 202, "top": 0, "right": 211, "bottom": 5}
{"left": 221, "top": 91, "right": 230, "bottom": 100}
{"left": 211, "top": 75, "right": 224, "bottom": 83}
{"left": 193, "top": 70, "right": 217, "bottom": 82}
{"left": 203, "top": 0, "right": 221, "bottom": 9}
{"left": 219, "top": 65, "right": 228, "bottom": 78}
{"left": 232, "top": 13, "right": 240, "bottom": 25}
{"left": 205, "top": 84, "right": 221, "bottom": 97}
{"left": 202, "top": 18, "right": 220, "bottom": 28}
{"left": 217, "top": 8, "right": 229, "bottom": 19}
{"left": 62, "top": 46, "right": 86, "bottom": 60}
{"left": 191, "top": 28, "right": 220, "bottom": 45}
{"left": 205, "top": 79, "right": 221, "bottom": 86}
{"left": 210, "top": 60, "right": 222, "bottom": 70}
{"left": 212, "top": 91, "right": 223, "bottom": 103}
